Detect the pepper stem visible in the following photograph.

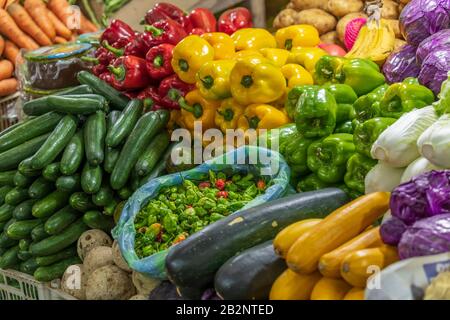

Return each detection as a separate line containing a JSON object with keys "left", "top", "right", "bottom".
{"left": 102, "top": 40, "right": 124, "bottom": 57}
{"left": 179, "top": 59, "right": 189, "bottom": 72}
{"left": 201, "top": 76, "right": 214, "bottom": 89}
{"left": 240, "top": 75, "right": 253, "bottom": 88}
{"left": 153, "top": 55, "right": 163, "bottom": 67}
{"left": 247, "top": 116, "right": 260, "bottom": 129}
{"left": 81, "top": 56, "right": 99, "bottom": 64}
{"left": 143, "top": 98, "right": 154, "bottom": 110}
{"left": 108, "top": 65, "right": 126, "bottom": 82}
{"left": 285, "top": 39, "right": 293, "bottom": 50}
{"left": 178, "top": 98, "right": 203, "bottom": 118}
{"left": 168, "top": 88, "right": 181, "bottom": 101}
{"left": 145, "top": 25, "right": 164, "bottom": 37}
{"left": 218, "top": 108, "right": 234, "bottom": 121}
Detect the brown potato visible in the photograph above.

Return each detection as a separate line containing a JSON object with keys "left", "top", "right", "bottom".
{"left": 336, "top": 12, "right": 368, "bottom": 43}
{"left": 399, "top": 0, "right": 411, "bottom": 4}
{"left": 384, "top": 19, "right": 401, "bottom": 38}
{"left": 295, "top": 9, "right": 337, "bottom": 35}
{"left": 326, "top": 0, "right": 364, "bottom": 18}
{"left": 320, "top": 31, "right": 343, "bottom": 46}
{"left": 291, "top": 0, "right": 328, "bottom": 10}
{"left": 273, "top": 9, "right": 298, "bottom": 29}
{"left": 382, "top": 0, "right": 399, "bottom": 19}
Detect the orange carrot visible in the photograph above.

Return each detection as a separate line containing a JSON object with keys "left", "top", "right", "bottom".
{"left": 0, "top": 78, "right": 17, "bottom": 96}
{"left": 79, "top": 13, "right": 98, "bottom": 33}
{"left": 0, "top": 0, "right": 6, "bottom": 9}
{"left": 24, "top": 0, "right": 56, "bottom": 41}
{"left": 54, "top": 36, "right": 67, "bottom": 44}
{"left": 0, "top": 35, "right": 4, "bottom": 56}
{"left": 47, "top": 9, "right": 71, "bottom": 40}
{"left": 3, "top": 40, "right": 19, "bottom": 65}
{"left": 0, "top": 59, "right": 13, "bottom": 80}
{"left": 5, "top": 0, "right": 15, "bottom": 8}
{"left": 7, "top": 3, "right": 52, "bottom": 46}
{"left": 47, "top": 0, "right": 72, "bottom": 28}
{"left": 0, "top": 9, "right": 37, "bottom": 50}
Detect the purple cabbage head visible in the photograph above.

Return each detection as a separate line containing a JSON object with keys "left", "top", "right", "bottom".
{"left": 419, "top": 50, "right": 450, "bottom": 95}
{"left": 400, "top": 0, "right": 450, "bottom": 46}
{"left": 416, "top": 29, "right": 450, "bottom": 64}
{"left": 380, "top": 217, "right": 408, "bottom": 246}
{"left": 390, "top": 170, "right": 450, "bottom": 225}
{"left": 383, "top": 44, "right": 420, "bottom": 83}
{"left": 398, "top": 213, "right": 450, "bottom": 259}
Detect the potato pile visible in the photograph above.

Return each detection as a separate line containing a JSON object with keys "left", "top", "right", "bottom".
{"left": 274, "top": 0, "right": 408, "bottom": 47}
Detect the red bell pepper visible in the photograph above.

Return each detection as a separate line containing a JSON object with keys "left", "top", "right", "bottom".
{"left": 92, "top": 64, "right": 107, "bottom": 76}
{"left": 137, "top": 86, "right": 164, "bottom": 111}
{"left": 218, "top": 7, "right": 253, "bottom": 35}
{"left": 100, "top": 20, "right": 135, "bottom": 48}
{"left": 99, "top": 71, "right": 112, "bottom": 84}
{"left": 145, "top": 43, "right": 174, "bottom": 80}
{"left": 189, "top": 28, "right": 206, "bottom": 35}
{"left": 188, "top": 8, "right": 216, "bottom": 33}
{"left": 144, "top": 18, "right": 187, "bottom": 47}
{"left": 102, "top": 34, "right": 150, "bottom": 59}
{"left": 144, "top": 2, "right": 188, "bottom": 26}
{"left": 95, "top": 46, "right": 116, "bottom": 66}
{"left": 158, "top": 74, "right": 195, "bottom": 109}
{"left": 123, "top": 91, "right": 140, "bottom": 99}
{"left": 108, "top": 56, "right": 150, "bottom": 91}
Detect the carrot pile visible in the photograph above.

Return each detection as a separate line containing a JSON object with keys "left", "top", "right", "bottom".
{"left": 0, "top": 0, "right": 98, "bottom": 97}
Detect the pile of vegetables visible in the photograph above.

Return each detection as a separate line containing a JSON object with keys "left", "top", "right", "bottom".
{"left": 383, "top": 0, "right": 450, "bottom": 94}
{"left": 0, "top": 0, "right": 98, "bottom": 97}
{"left": 0, "top": 70, "right": 170, "bottom": 283}
{"left": 134, "top": 171, "right": 267, "bottom": 258}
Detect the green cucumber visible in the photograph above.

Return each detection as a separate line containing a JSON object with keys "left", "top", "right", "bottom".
{"left": 0, "top": 203, "right": 14, "bottom": 222}
{"left": 18, "top": 158, "right": 41, "bottom": 177}
{"left": 3, "top": 218, "right": 16, "bottom": 232}
{"left": 57, "top": 84, "right": 94, "bottom": 96}
{"left": 5, "top": 187, "right": 29, "bottom": 205}
{"left": 69, "top": 192, "right": 97, "bottom": 212}
{"left": 81, "top": 163, "right": 102, "bottom": 194}
{"left": 28, "top": 177, "right": 54, "bottom": 199}
{"left": 77, "top": 71, "right": 129, "bottom": 110}
{"left": 13, "top": 171, "right": 34, "bottom": 188}
{"left": 0, "top": 112, "right": 63, "bottom": 153}
{"left": 30, "top": 116, "right": 78, "bottom": 169}
{"left": 24, "top": 94, "right": 107, "bottom": 116}
{"left": 135, "top": 131, "right": 170, "bottom": 177}
{"left": 0, "top": 231, "right": 17, "bottom": 248}
{"left": 19, "top": 257, "right": 39, "bottom": 275}
{"left": 13, "top": 199, "right": 37, "bottom": 220}
{"left": 42, "top": 162, "right": 61, "bottom": 182}
{"left": 0, "top": 170, "right": 16, "bottom": 186}
{"left": 106, "top": 99, "right": 143, "bottom": 148}
{"left": 117, "top": 186, "right": 132, "bottom": 200}
{"left": 92, "top": 183, "right": 114, "bottom": 206}
{"left": 32, "top": 190, "right": 71, "bottom": 219}
{"left": 0, "top": 221, "right": 5, "bottom": 231}
{"left": 82, "top": 211, "right": 114, "bottom": 232}
{"left": 60, "top": 130, "right": 84, "bottom": 175}
{"left": 102, "top": 198, "right": 118, "bottom": 216}
{"left": 0, "top": 186, "right": 13, "bottom": 205}
{"left": 6, "top": 219, "right": 42, "bottom": 239}
{"left": 34, "top": 256, "right": 81, "bottom": 282}
{"left": 110, "top": 110, "right": 169, "bottom": 190}
{"left": 30, "top": 218, "right": 88, "bottom": 256}
{"left": 84, "top": 111, "right": 106, "bottom": 166}
{"left": 104, "top": 147, "right": 120, "bottom": 174}
{"left": 0, "top": 245, "right": 19, "bottom": 269}
{"left": 107, "top": 110, "right": 121, "bottom": 128}
{"left": 19, "top": 238, "right": 31, "bottom": 251}
{"left": 165, "top": 188, "right": 349, "bottom": 296}
{"left": 35, "top": 246, "right": 77, "bottom": 266}
{"left": 44, "top": 206, "right": 79, "bottom": 235}
{"left": 130, "top": 170, "right": 140, "bottom": 191}
{"left": 56, "top": 174, "right": 81, "bottom": 193}
{"left": 18, "top": 250, "right": 32, "bottom": 262}
{"left": 31, "top": 224, "right": 49, "bottom": 242}
{"left": 0, "top": 133, "right": 51, "bottom": 171}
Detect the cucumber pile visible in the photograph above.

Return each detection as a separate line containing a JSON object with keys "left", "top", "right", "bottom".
{"left": 0, "top": 71, "right": 170, "bottom": 282}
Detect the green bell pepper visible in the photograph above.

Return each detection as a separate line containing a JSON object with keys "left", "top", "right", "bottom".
{"left": 322, "top": 83, "right": 358, "bottom": 104}
{"left": 334, "top": 121, "right": 354, "bottom": 134}
{"left": 353, "top": 84, "right": 388, "bottom": 123}
{"left": 434, "top": 74, "right": 450, "bottom": 116}
{"left": 295, "top": 87, "right": 337, "bottom": 138}
{"left": 344, "top": 153, "right": 377, "bottom": 194}
{"left": 285, "top": 85, "right": 318, "bottom": 119}
{"left": 307, "top": 133, "right": 356, "bottom": 183}
{"left": 314, "top": 56, "right": 386, "bottom": 96}
{"left": 379, "top": 80, "right": 435, "bottom": 118}
{"left": 353, "top": 117, "right": 397, "bottom": 158}
{"left": 297, "top": 173, "right": 335, "bottom": 192}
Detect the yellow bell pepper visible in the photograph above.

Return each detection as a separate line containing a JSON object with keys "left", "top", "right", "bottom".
{"left": 237, "top": 104, "right": 290, "bottom": 131}
{"left": 196, "top": 60, "right": 236, "bottom": 100}
{"left": 231, "top": 28, "right": 277, "bottom": 51}
{"left": 281, "top": 63, "right": 314, "bottom": 88}
{"left": 233, "top": 49, "right": 263, "bottom": 60}
{"left": 179, "top": 89, "right": 220, "bottom": 132}
{"left": 230, "top": 56, "right": 286, "bottom": 105}
{"left": 200, "top": 32, "right": 235, "bottom": 60}
{"left": 259, "top": 48, "right": 290, "bottom": 67}
{"left": 275, "top": 25, "right": 320, "bottom": 50}
{"left": 287, "top": 47, "right": 327, "bottom": 74}
{"left": 171, "top": 35, "right": 214, "bottom": 84}
{"left": 215, "top": 98, "right": 245, "bottom": 133}
{"left": 167, "top": 109, "right": 184, "bottom": 133}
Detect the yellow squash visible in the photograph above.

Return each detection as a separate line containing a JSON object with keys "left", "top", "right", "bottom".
{"left": 273, "top": 219, "right": 322, "bottom": 259}
{"left": 343, "top": 287, "right": 365, "bottom": 300}
{"left": 269, "top": 269, "right": 321, "bottom": 300}
{"left": 310, "top": 277, "right": 352, "bottom": 300}
{"left": 286, "top": 192, "right": 390, "bottom": 274}
{"left": 318, "top": 226, "right": 382, "bottom": 278}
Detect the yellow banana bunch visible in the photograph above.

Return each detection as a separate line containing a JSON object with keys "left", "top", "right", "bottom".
{"left": 345, "top": 19, "right": 395, "bottom": 65}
